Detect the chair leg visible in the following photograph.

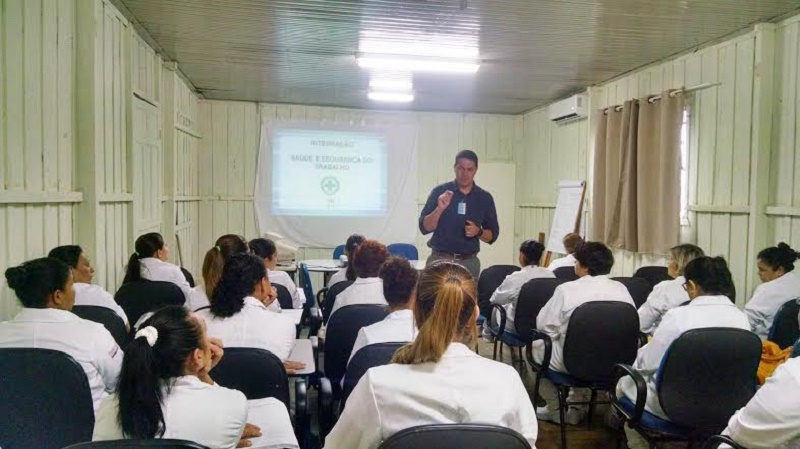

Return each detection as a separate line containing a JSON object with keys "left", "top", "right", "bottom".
{"left": 587, "top": 389, "right": 598, "bottom": 427}
{"left": 499, "top": 341, "right": 504, "bottom": 359}
{"left": 557, "top": 386, "right": 569, "bottom": 449}
{"left": 493, "top": 339, "right": 499, "bottom": 360}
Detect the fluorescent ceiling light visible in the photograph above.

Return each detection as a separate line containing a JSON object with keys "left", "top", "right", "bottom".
{"left": 357, "top": 54, "right": 479, "bottom": 74}
{"left": 369, "top": 77, "right": 413, "bottom": 91}
{"left": 368, "top": 91, "right": 414, "bottom": 103}
{"left": 359, "top": 30, "right": 480, "bottom": 59}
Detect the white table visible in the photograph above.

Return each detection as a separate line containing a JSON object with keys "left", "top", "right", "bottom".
{"left": 287, "top": 338, "right": 315, "bottom": 376}
{"left": 300, "top": 259, "right": 426, "bottom": 272}
{"left": 282, "top": 308, "right": 304, "bottom": 326}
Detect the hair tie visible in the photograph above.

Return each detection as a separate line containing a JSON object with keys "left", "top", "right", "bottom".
{"left": 215, "top": 246, "right": 221, "bottom": 252}
{"left": 135, "top": 326, "right": 159, "bottom": 347}
{"left": 133, "top": 251, "right": 139, "bottom": 257}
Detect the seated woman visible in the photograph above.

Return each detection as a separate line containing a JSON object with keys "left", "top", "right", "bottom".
{"left": 329, "top": 234, "right": 365, "bottom": 287}
{"left": 195, "top": 253, "right": 299, "bottom": 367}
{"left": 745, "top": 242, "right": 800, "bottom": 339}
{"left": 490, "top": 240, "right": 554, "bottom": 336}
{"left": 547, "top": 232, "right": 583, "bottom": 271}
{"left": 348, "top": 256, "right": 419, "bottom": 364}
{"left": 329, "top": 239, "right": 390, "bottom": 319}
{"left": 325, "top": 262, "right": 538, "bottom": 448}
{"left": 0, "top": 257, "right": 123, "bottom": 411}
{"left": 249, "top": 238, "right": 303, "bottom": 309}
{"left": 616, "top": 257, "right": 750, "bottom": 449}
{"left": 48, "top": 245, "right": 129, "bottom": 328}
{"left": 123, "top": 232, "right": 191, "bottom": 301}
{"left": 93, "top": 306, "right": 293, "bottom": 449}
{"left": 187, "top": 234, "right": 250, "bottom": 312}
{"left": 637, "top": 243, "right": 705, "bottom": 334}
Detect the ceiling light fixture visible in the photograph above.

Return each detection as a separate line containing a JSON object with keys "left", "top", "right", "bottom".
{"left": 357, "top": 53, "right": 479, "bottom": 74}
{"left": 369, "top": 77, "right": 413, "bottom": 92}
{"left": 367, "top": 90, "right": 415, "bottom": 103}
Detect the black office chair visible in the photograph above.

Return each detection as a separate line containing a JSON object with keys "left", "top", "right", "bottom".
{"left": 115, "top": 280, "right": 185, "bottom": 329}
{"left": 180, "top": 267, "right": 196, "bottom": 288}
{"left": 768, "top": 299, "right": 800, "bottom": 349}
{"left": 612, "top": 276, "right": 653, "bottom": 309}
{"left": 322, "top": 280, "right": 354, "bottom": 324}
{"left": 477, "top": 265, "right": 521, "bottom": 320}
{"left": 553, "top": 266, "right": 579, "bottom": 282}
{"left": 527, "top": 301, "right": 639, "bottom": 449}
{"left": 378, "top": 424, "right": 532, "bottom": 449}
{"left": 72, "top": 305, "right": 129, "bottom": 348}
{"left": 611, "top": 328, "right": 761, "bottom": 446}
{"left": 64, "top": 440, "right": 209, "bottom": 448}
{"left": 633, "top": 266, "right": 672, "bottom": 289}
{"left": 274, "top": 283, "right": 295, "bottom": 310}
{"left": 702, "top": 435, "right": 747, "bottom": 449}
{"left": 341, "top": 342, "right": 406, "bottom": 407}
{"left": 0, "top": 348, "right": 94, "bottom": 449}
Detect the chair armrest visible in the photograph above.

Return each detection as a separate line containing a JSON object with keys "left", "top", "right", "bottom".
{"left": 702, "top": 435, "right": 746, "bottom": 449}
{"left": 492, "top": 304, "right": 507, "bottom": 337}
{"left": 316, "top": 288, "right": 328, "bottom": 308}
{"left": 294, "top": 377, "right": 308, "bottom": 422}
{"left": 307, "top": 307, "right": 322, "bottom": 336}
{"left": 524, "top": 329, "right": 552, "bottom": 373}
{"left": 610, "top": 363, "right": 647, "bottom": 425}
{"left": 319, "top": 376, "right": 334, "bottom": 440}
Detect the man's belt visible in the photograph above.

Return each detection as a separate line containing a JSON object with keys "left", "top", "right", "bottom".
{"left": 432, "top": 250, "right": 478, "bottom": 260}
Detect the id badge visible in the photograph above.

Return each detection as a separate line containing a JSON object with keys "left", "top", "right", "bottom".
{"left": 457, "top": 201, "right": 466, "bottom": 215}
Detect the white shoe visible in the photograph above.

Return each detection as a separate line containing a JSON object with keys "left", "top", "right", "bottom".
{"left": 536, "top": 406, "right": 585, "bottom": 425}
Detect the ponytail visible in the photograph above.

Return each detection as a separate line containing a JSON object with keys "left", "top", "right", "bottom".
{"left": 123, "top": 233, "right": 165, "bottom": 284}
{"left": 210, "top": 253, "right": 265, "bottom": 318}
{"left": 123, "top": 253, "right": 143, "bottom": 284}
{"left": 344, "top": 234, "right": 365, "bottom": 282}
{"left": 684, "top": 256, "right": 736, "bottom": 302}
{"left": 202, "top": 234, "right": 248, "bottom": 296}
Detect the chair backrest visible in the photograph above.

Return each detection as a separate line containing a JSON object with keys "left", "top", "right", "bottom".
{"left": 378, "top": 424, "right": 531, "bottom": 449}
{"left": 71, "top": 305, "right": 129, "bottom": 347}
{"left": 341, "top": 342, "right": 406, "bottom": 407}
{"left": 477, "top": 265, "right": 521, "bottom": 318}
{"left": 562, "top": 301, "right": 639, "bottom": 384}
{"left": 322, "top": 280, "right": 354, "bottom": 324}
{"left": 768, "top": 299, "right": 800, "bottom": 348}
{"left": 0, "top": 348, "right": 95, "bottom": 449}
{"left": 633, "top": 266, "right": 672, "bottom": 289}
{"left": 333, "top": 245, "right": 346, "bottom": 260}
{"left": 656, "top": 328, "right": 761, "bottom": 433}
{"left": 114, "top": 280, "right": 185, "bottom": 328}
{"left": 273, "top": 283, "right": 294, "bottom": 310}
{"left": 553, "top": 266, "right": 578, "bottom": 282}
{"left": 386, "top": 243, "right": 419, "bottom": 260}
{"left": 180, "top": 267, "right": 196, "bottom": 288}
{"left": 209, "top": 347, "right": 290, "bottom": 409}
{"left": 64, "top": 440, "right": 209, "bottom": 448}
{"left": 299, "top": 263, "right": 316, "bottom": 309}
{"left": 513, "top": 278, "right": 566, "bottom": 340}
{"left": 324, "top": 304, "right": 390, "bottom": 391}
{"left": 611, "top": 277, "right": 653, "bottom": 309}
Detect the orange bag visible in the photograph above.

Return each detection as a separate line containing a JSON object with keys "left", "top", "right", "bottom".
{"left": 757, "top": 340, "right": 792, "bottom": 384}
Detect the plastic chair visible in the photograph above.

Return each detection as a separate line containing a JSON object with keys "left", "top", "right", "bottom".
{"left": 767, "top": 299, "right": 800, "bottom": 349}
{"left": 387, "top": 243, "right": 419, "bottom": 260}
{"left": 633, "top": 266, "right": 672, "bottom": 289}
{"left": 322, "top": 280, "right": 354, "bottom": 324}
{"left": 378, "top": 424, "right": 531, "bottom": 449}
{"left": 114, "top": 280, "right": 185, "bottom": 330}
{"left": 0, "top": 348, "right": 95, "bottom": 449}
{"left": 332, "top": 245, "right": 346, "bottom": 260}
{"left": 71, "top": 305, "right": 129, "bottom": 347}
{"left": 612, "top": 276, "right": 653, "bottom": 309}
{"left": 180, "top": 267, "right": 196, "bottom": 288}
{"left": 274, "top": 283, "right": 294, "bottom": 310}
{"left": 64, "top": 440, "right": 209, "bottom": 448}
{"left": 341, "top": 342, "right": 406, "bottom": 408}
{"left": 553, "top": 266, "right": 579, "bottom": 282}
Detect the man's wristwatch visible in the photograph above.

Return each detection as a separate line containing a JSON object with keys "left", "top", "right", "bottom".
{"left": 477, "top": 224, "right": 484, "bottom": 237}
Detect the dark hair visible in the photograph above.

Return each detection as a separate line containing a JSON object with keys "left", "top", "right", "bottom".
{"left": 519, "top": 240, "right": 545, "bottom": 266}
{"left": 117, "top": 306, "right": 204, "bottom": 439}
{"left": 123, "top": 233, "right": 165, "bottom": 284}
{"left": 344, "top": 234, "right": 366, "bottom": 282}
{"left": 5, "top": 258, "right": 71, "bottom": 308}
{"left": 249, "top": 238, "right": 277, "bottom": 260}
{"left": 454, "top": 149, "right": 479, "bottom": 167}
{"left": 379, "top": 257, "right": 419, "bottom": 307}
{"left": 48, "top": 245, "right": 83, "bottom": 269}
{"left": 563, "top": 233, "right": 584, "bottom": 254}
{"left": 573, "top": 241, "right": 614, "bottom": 276}
{"left": 353, "top": 240, "right": 389, "bottom": 278}
{"left": 758, "top": 242, "right": 800, "bottom": 273}
{"left": 683, "top": 256, "right": 736, "bottom": 302}
{"left": 210, "top": 253, "right": 266, "bottom": 318}
{"left": 202, "top": 234, "right": 249, "bottom": 297}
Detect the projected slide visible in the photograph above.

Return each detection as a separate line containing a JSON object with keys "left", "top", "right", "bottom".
{"left": 272, "top": 129, "right": 387, "bottom": 216}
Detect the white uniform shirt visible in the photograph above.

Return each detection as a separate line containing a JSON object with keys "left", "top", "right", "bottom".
{"left": 93, "top": 375, "right": 248, "bottom": 449}
{"left": 73, "top": 282, "right": 129, "bottom": 326}
{"left": 723, "top": 357, "right": 800, "bottom": 449}
{"left": 187, "top": 285, "right": 210, "bottom": 312}
{"left": 617, "top": 295, "right": 750, "bottom": 420}
{"left": 490, "top": 265, "right": 555, "bottom": 332}
{"left": 195, "top": 296, "right": 296, "bottom": 361}
{"left": 325, "top": 343, "right": 538, "bottom": 449}
{"left": 139, "top": 257, "right": 192, "bottom": 301}
{"left": 637, "top": 276, "right": 689, "bottom": 334}
{"left": 534, "top": 275, "right": 635, "bottom": 372}
{"left": 0, "top": 308, "right": 123, "bottom": 411}
{"left": 328, "top": 268, "right": 347, "bottom": 287}
{"left": 745, "top": 271, "right": 800, "bottom": 339}
{"left": 348, "top": 309, "right": 417, "bottom": 364}
{"left": 547, "top": 254, "right": 576, "bottom": 271}
{"left": 330, "top": 277, "right": 386, "bottom": 319}
{"left": 268, "top": 269, "right": 303, "bottom": 309}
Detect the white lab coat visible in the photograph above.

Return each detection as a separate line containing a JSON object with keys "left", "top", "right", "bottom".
{"left": 547, "top": 254, "right": 576, "bottom": 272}
{"left": 93, "top": 375, "right": 248, "bottom": 449}
{"left": 268, "top": 269, "right": 303, "bottom": 309}
{"left": 533, "top": 275, "right": 635, "bottom": 372}
{"left": 139, "top": 257, "right": 192, "bottom": 301}
{"left": 490, "top": 265, "right": 555, "bottom": 333}
{"left": 328, "top": 268, "right": 347, "bottom": 287}
{"left": 617, "top": 295, "right": 750, "bottom": 420}
{"left": 330, "top": 277, "right": 387, "bottom": 319}
{"left": 745, "top": 271, "right": 800, "bottom": 339}
{"left": 637, "top": 276, "right": 688, "bottom": 334}
{"left": 348, "top": 309, "right": 417, "bottom": 364}
{"left": 195, "top": 296, "right": 296, "bottom": 361}
{"left": 0, "top": 308, "right": 123, "bottom": 411}
{"left": 723, "top": 357, "right": 800, "bottom": 449}
{"left": 187, "top": 284, "right": 210, "bottom": 312}
{"left": 325, "top": 343, "right": 538, "bottom": 449}
{"left": 73, "top": 282, "right": 129, "bottom": 326}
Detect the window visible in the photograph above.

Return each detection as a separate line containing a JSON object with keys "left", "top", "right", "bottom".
{"left": 679, "top": 106, "right": 690, "bottom": 226}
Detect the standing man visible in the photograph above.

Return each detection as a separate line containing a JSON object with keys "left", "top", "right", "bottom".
{"left": 419, "top": 150, "right": 499, "bottom": 280}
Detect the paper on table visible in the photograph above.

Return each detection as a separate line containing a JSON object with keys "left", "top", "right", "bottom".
{"left": 246, "top": 398, "right": 299, "bottom": 449}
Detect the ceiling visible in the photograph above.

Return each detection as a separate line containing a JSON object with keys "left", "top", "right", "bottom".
{"left": 118, "top": 0, "right": 800, "bottom": 114}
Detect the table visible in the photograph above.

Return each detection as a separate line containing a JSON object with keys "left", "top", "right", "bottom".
{"left": 287, "top": 338, "right": 315, "bottom": 376}
{"left": 282, "top": 308, "right": 304, "bottom": 326}
{"left": 300, "top": 259, "right": 426, "bottom": 273}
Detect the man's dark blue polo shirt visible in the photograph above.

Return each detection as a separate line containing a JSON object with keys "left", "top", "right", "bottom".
{"left": 418, "top": 181, "right": 499, "bottom": 256}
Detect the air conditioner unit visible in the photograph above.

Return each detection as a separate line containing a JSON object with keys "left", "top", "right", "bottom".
{"left": 548, "top": 94, "right": 588, "bottom": 124}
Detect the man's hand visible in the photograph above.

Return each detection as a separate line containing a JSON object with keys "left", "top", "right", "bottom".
{"left": 437, "top": 190, "right": 454, "bottom": 212}
{"left": 465, "top": 220, "right": 482, "bottom": 238}
{"left": 284, "top": 360, "right": 307, "bottom": 374}
{"left": 237, "top": 423, "right": 262, "bottom": 448}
